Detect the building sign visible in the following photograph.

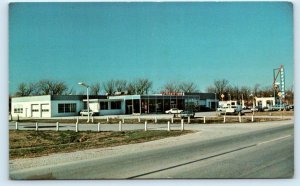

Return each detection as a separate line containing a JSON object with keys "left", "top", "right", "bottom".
{"left": 273, "top": 65, "right": 285, "bottom": 99}
{"left": 161, "top": 92, "right": 184, "bottom": 96}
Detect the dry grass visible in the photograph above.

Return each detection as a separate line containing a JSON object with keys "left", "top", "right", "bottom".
{"left": 9, "top": 130, "right": 192, "bottom": 159}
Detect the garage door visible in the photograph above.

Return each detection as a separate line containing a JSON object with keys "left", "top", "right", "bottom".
{"left": 41, "top": 104, "right": 50, "bottom": 117}
{"left": 31, "top": 104, "right": 40, "bottom": 117}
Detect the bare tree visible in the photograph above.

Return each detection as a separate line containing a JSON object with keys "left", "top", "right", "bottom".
{"left": 103, "top": 80, "right": 115, "bottom": 95}
{"left": 134, "top": 78, "right": 152, "bottom": 95}
{"left": 127, "top": 82, "right": 137, "bottom": 95}
{"left": 178, "top": 82, "right": 197, "bottom": 93}
{"left": 252, "top": 83, "right": 260, "bottom": 96}
{"left": 115, "top": 80, "right": 127, "bottom": 92}
{"left": 162, "top": 82, "right": 180, "bottom": 92}
{"left": 90, "top": 83, "right": 101, "bottom": 95}
{"left": 36, "top": 80, "right": 68, "bottom": 95}
{"left": 213, "top": 79, "right": 229, "bottom": 99}
{"left": 15, "top": 82, "right": 36, "bottom": 96}
{"left": 206, "top": 85, "right": 216, "bottom": 93}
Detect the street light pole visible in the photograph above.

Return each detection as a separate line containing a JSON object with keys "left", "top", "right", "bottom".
{"left": 214, "top": 93, "right": 217, "bottom": 111}
{"left": 78, "top": 82, "right": 90, "bottom": 123}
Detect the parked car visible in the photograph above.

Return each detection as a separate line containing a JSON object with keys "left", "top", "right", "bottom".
{"left": 180, "top": 110, "right": 195, "bottom": 118}
{"left": 251, "top": 107, "right": 259, "bottom": 112}
{"left": 165, "top": 108, "right": 183, "bottom": 114}
{"left": 79, "top": 109, "right": 95, "bottom": 116}
{"left": 218, "top": 105, "right": 243, "bottom": 115}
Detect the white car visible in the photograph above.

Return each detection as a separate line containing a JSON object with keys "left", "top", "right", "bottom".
{"left": 80, "top": 109, "right": 94, "bottom": 116}
{"left": 165, "top": 108, "right": 183, "bottom": 114}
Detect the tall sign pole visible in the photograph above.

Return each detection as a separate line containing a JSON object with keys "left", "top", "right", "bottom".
{"left": 273, "top": 65, "right": 285, "bottom": 107}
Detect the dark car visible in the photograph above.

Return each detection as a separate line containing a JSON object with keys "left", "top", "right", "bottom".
{"left": 179, "top": 110, "right": 195, "bottom": 118}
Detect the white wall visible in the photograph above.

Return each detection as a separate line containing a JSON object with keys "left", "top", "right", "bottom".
{"left": 255, "top": 97, "right": 275, "bottom": 108}
{"left": 11, "top": 95, "right": 51, "bottom": 118}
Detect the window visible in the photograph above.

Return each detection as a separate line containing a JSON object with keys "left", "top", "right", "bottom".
{"left": 58, "top": 103, "right": 76, "bottom": 113}
{"left": 111, "top": 101, "right": 121, "bottom": 109}
{"left": 14, "top": 107, "right": 23, "bottom": 113}
{"left": 100, "top": 102, "right": 108, "bottom": 110}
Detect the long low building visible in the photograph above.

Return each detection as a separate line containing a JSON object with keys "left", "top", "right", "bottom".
{"left": 10, "top": 93, "right": 218, "bottom": 118}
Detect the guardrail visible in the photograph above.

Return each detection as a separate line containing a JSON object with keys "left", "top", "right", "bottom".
{"left": 9, "top": 115, "right": 292, "bottom": 133}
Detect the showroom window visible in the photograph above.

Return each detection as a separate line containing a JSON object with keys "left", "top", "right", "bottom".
{"left": 58, "top": 103, "right": 76, "bottom": 113}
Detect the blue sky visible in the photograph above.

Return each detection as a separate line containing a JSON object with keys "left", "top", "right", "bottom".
{"left": 9, "top": 2, "right": 294, "bottom": 94}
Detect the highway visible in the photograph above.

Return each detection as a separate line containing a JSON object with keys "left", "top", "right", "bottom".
{"left": 10, "top": 122, "right": 293, "bottom": 179}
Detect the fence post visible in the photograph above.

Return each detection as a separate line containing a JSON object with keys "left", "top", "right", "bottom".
{"left": 181, "top": 119, "right": 184, "bottom": 131}
{"left": 203, "top": 116, "right": 206, "bottom": 124}
{"left": 188, "top": 116, "right": 190, "bottom": 124}
{"left": 56, "top": 122, "right": 59, "bottom": 131}
{"left": 223, "top": 115, "right": 226, "bottom": 123}
{"left": 76, "top": 122, "right": 78, "bottom": 132}
{"left": 15, "top": 122, "right": 18, "bottom": 130}
{"left": 98, "top": 122, "right": 100, "bottom": 132}
{"left": 167, "top": 121, "right": 170, "bottom": 131}
{"left": 145, "top": 121, "right": 147, "bottom": 131}
{"left": 35, "top": 122, "right": 38, "bottom": 131}
{"left": 119, "top": 121, "right": 122, "bottom": 131}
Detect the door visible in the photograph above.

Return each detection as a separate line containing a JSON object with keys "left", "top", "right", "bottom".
{"left": 31, "top": 104, "right": 40, "bottom": 117}
{"left": 41, "top": 104, "right": 50, "bottom": 117}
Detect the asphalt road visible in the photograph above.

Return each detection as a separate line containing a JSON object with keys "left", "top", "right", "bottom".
{"left": 10, "top": 123, "right": 294, "bottom": 179}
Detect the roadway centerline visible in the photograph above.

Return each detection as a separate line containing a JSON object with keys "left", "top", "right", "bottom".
{"left": 256, "top": 135, "right": 292, "bottom": 146}
{"left": 127, "top": 144, "right": 257, "bottom": 179}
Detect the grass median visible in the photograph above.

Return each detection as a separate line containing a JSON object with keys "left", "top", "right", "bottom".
{"left": 9, "top": 130, "right": 192, "bottom": 159}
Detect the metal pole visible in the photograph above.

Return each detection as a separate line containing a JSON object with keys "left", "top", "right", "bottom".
{"left": 155, "top": 116, "right": 157, "bottom": 123}
{"left": 15, "top": 122, "right": 18, "bottom": 130}
{"left": 215, "top": 93, "right": 217, "bottom": 111}
{"left": 138, "top": 117, "right": 141, "bottom": 123}
{"left": 76, "top": 122, "right": 78, "bottom": 132}
{"left": 87, "top": 87, "right": 90, "bottom": 123}
{"left": 171, "top": 117, "right": 173, "bottom": 124}
{"left": 251, "top": 115, "right": 254, "bottom": 122}
{"left": 188, "top": 116, "right": 190, "bottom": 124}
{"left": 122, "top": 118, "right": 124, "bottom": 124}
{"left": 239, "top": 113, "right": 241, "bottom": 123}
{"left": 36, "top": 122, "right": 38, "bottom": 131}
{"left": 167, "top": 121, "right": 170, "bottom": 131}
{"left": 145, "top": 121, "right": 147, "bottom": 131}
{"left": 203, "top": 116, "right": 206, "bottom": 124}
{"left": 223, "top": 115, "right": 226, "bottom": 123}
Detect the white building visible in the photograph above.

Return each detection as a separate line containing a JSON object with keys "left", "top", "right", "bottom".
{"left": 11, "top": 95, "right": 84, "bottom": 118}
{"left": 11, "top": 93, "right": 218, "bottom": 118}
{"left": 255, "top": 97, "right": 275, "bottom": 108}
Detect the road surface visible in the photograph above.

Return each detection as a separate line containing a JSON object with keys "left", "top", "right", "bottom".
{"left": 10, "top": 122, "right": 293, "bottom": 179}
